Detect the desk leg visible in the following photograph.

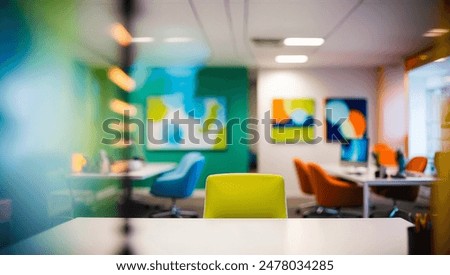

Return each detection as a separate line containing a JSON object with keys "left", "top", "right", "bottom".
{"left": 363, "top": 182, "right": 369, "bottom": 218}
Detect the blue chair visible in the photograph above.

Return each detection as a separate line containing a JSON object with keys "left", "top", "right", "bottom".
{"left": 150, "top": 152, "right": 205, "bottom": 218}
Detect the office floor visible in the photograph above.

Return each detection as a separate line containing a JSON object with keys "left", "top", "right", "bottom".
{"left": 132, "top": 187, "right": 430, "bottom": 220}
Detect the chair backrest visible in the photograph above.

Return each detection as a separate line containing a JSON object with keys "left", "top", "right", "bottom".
{"left": 203, "top": 173, "right": 287, "bottom": 218}
{"left": 182, "top": 154, "right": 205, "bottom": 198}
{"left": 293, "top": 158, "right": 314, "bottom": 195}
{"left": 373, "top": 143, "right": 397, "bottom": 166}
{"left": 405, "top": 156, "right": 428, "bottom": 173}
{"left": 152, "top": 152, "right": 205, "bottom": 198}
{"left": 308, "top": 163, "right": 362, "bottom": 207}
{"left": 173, "top": 152, "right": 202, "bottom": 175}
{"left": 307, "top": 163, "right": 330, "bottom": 197}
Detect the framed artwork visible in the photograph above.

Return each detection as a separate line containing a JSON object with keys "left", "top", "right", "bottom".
{"left": 271, "top": 98, "right": 315, "bottom": 143}
{"left": 325, "top": 98, "right": 367, "bottom": 142}
{"left": 147, "top": 93, "right": 227, "bottom": 150}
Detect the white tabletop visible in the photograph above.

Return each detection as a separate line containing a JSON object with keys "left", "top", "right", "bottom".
{"left": 70, "top": 162, "right": 176, "bottom": 180}
{"left": 324, "top": 164, "right": 436, "bottom": 186}
{"left": 3, "top": 217, "right": 413, "bottom": 255}
{"left": 322, "top": 164, "right": 436, "bottom": 218}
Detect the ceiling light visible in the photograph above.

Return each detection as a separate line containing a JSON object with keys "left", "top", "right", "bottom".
{"left": 429, "top": 28, "right": 449, "bottom": 34}
{"left": 423, "top": 28, "right": 449, "bottom": 37}
{"left": 132, "top": 37, "right": 154, "bottom": 43}
{"left": 423, "top": 32, "right": 442, "bottom": 37}
{"left": 109, "top": 99, "right": 137, "bottom": 116}
{"left": 110, "top": 23, "right": 132, "bottom": 46}
{"left": 108, "top": 66, "right": 136, "bottom": 92}
{"left": 275, "top": 55, "right": 308, "bottom": 63}
{"left": 283, "top": 37, "right": 324, "bottom": 46}
{"left": 434, "top": 57, "right": 447, "bottom": 62}
{"left": 164, "top": 37, "right": 192, "bottom": 43}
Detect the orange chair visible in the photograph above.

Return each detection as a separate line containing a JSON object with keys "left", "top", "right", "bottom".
{"left": 372, "top": 156, "right": 428, "bottom": 218}
{"left": 308, "top": 163, "right": 363, "bottom": 216}
{"left": 293, "top": 158, "right": 314, "bottom": 195}
{"left": 293, "top": 158, "right": 316, "bottom": 216}
{"left": 372, "top": 143, "right": 397, "bottom": 166}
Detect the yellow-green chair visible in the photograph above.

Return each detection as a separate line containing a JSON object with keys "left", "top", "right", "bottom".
{"left": 203, "top": 173, "right": 287, "bottom": 218}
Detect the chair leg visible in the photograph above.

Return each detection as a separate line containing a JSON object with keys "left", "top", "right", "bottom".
{"left": 151, "top": 198, "right": 198, "bottom": 218}
{"left": 296, "top": 201, "right": 317, "bottom": 214}
{"left": 388, "top": 200, "right": 399, "bottom": 218}
{"left": 389, "top": 199, "right": 414, "bottom": 222}
{"left": 304, "top": 206, "right": 361, "bottom": 218}
{"left": 178, "top": 210, "right": 199, "bottom": 218}
{"left": 299, "top": 206, "right": 319, "bottom": 217}
{"left": 152, "top": 210, "right": 176, "bottom": 218}
{"left": 316, "top": 207, "right": 340, "bottom": 216}
{"left": 388, "top": 206, "right": 399, "bottom": 218}
{"left": 296, "top": 204, "right": 318, "bottom": 217}
{"left": 372, "top": 199, "right": 413, "bottom": 221}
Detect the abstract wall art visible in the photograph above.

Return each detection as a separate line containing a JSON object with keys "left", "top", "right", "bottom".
{"left": 147, "top": 93, "right": 227, "bottom": 150}
{"left": 325, "top": 98, "right": 367, "bottom": 142}
{"left": 271, "top": 98, "right": 315, "bottom": 143}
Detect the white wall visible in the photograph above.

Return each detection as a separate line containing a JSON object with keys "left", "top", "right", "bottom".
{"left": 377, "top": 65, "right": 408, "bottom": 151}
{"left": 257, "top": 68, "right": 377, "bottom": 198}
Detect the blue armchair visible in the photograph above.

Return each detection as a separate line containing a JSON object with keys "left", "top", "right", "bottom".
{"left": 150, "top": 152, "right": 205, "bottom": 218}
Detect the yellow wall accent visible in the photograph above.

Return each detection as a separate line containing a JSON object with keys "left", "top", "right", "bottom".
{"left": 147, "top": 97, "right": 167, "bottom": 122}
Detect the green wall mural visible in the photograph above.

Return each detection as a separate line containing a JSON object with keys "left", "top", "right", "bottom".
{"left": 130, "top": 67, "right": 249, "bottom": 188}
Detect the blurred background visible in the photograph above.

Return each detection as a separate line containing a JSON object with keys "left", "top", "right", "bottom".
{"left": 0, "top": 0, "right": 449, "bottom": 254}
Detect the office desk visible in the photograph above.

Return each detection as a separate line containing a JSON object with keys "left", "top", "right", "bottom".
{"left": 324, "top": 165, "right": 436, "bottom": 218}
{"left": 3, "top": 217, "right": 412, "bottom": 255}
{"left": 70, "top": 162, "right": 176, "bottom": 180}
{"left": 66, "top": 162, "right": 176, "bottom": 215}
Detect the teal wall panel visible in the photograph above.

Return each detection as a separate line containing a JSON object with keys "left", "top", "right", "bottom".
{"left": 129, "top": 67, "right": 249, "bottom": 188}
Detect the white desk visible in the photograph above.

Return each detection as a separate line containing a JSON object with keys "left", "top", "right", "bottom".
{"left": 70, "top": 162, "right": 176, "bottom": 180}
{"left": 66, "top": 162, "right": 176, "bottom": 215}
{"left": 3, "top": 217, "right": 412, "bottom": 255}
{"left": 324, "top": 165, "right": 436, "bottom": 218}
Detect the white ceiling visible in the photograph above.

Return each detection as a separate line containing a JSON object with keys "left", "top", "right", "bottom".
{"left": 75, "top": 0, "right": 440, "bottom": 68}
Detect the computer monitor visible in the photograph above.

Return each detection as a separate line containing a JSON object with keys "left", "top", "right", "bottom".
{"left": 340, "top": 138, "right": 369, "bottom": 167}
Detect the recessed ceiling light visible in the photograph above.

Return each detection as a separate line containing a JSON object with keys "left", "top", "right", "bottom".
{"left": 132, "top": 37, "right": 154, "bottom": 43}
{"left": 164, "top": 37, "right": 193, "bottom": 43}
{"left": 423, "top": 32, "right": 442, "bottom": 37}
{"left": 109, "top": 99, "right": 137, "bottom": 116}
{"left": 110, "top": 23, "right": 132, "bottom": 46}
{"left": 435, "top": 57, "right": 447, "bottom": 62}
{"left": 108, "top": 66, "right": 136, "bottom": 92}
{"left": 423, "top": 28, "right": 449, "bottom": 37}
{"left": 429, "top": 28, "right": 449, "bottom": 34}
{"left": 284, "top": 37, "right": 324, "bottom": 46}
{"left": 275, "top": 55, "right": 308, "bottom": 63}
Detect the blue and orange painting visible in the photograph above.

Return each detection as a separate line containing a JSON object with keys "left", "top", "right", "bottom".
{"left": 325, "top": 98, "right": 367, "bottom": 142}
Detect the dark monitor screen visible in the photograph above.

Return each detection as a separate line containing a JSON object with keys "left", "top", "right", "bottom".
{"left": 340, "top": 138, "right": 369, "bottom": 167}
